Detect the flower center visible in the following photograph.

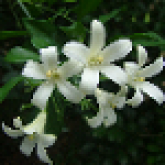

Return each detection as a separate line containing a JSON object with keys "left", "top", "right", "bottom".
{"left": 108, "top": 101, "right": 116, "bottom": 109}
{"left": 134, "top": 77, "right": 145, "bottom": 82}
{"left": 28, "top": 134, "right": 34, "bottom": 140}
{"left": 46, "top": 69, "right": 60, "bottom": 80}
{"left": 88, "top": 56, "right": 103, "bottom": 66}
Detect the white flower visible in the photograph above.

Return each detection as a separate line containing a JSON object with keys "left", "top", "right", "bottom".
{"left": 124, "top": 45, "right": 164, "bottom": 106}
{"left": 63, "top": 20, "right": 132, "bottom": 95}
{"left": 87, "top": 87, "right": 127, "bottom": 128}
{"left": 22, "top": 46, "right": 84, "bottom": 110}
{"left": 2, "top": 111, "right": 56, "bottom": 164}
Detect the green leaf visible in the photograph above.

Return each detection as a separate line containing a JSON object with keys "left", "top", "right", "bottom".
{"left": 147, "top": 144, "right": 160, "bottom": 153}
{"left": 45, "top": 90, "right": 65, "bottom": 135}
{"left": 76, "top": 0, "right": 103, "bottom": 20}
{"left": 0, "top": 31, "right": 27, "bottom": 40}
{"left": 99, "top": 6, "right": 125, "bottom": 23}
{"left": 144, "top": 12, "right": 150, "bottom": 23}
{"left": 64, "top": 0, "right": 76, "bottom": 2}
{"left": 6, "top": 46, "right": 39, "bottom": 63}
{"left": 60, "top": 22, "right": 87, "bottom": 41}
{"left": 23, "top": 19, "right": 57, "bottom": 48}
{"left": 132, "top": 32, "right": 163, "bottom": 41}
{"left": 108, "top": 127, "right": 126, "bottom": 143}
{"left": 0, "top": 76, "right": 22, "bottom": 103}
{"left": 133, "top": 40, "right": 165, "bottom": 46}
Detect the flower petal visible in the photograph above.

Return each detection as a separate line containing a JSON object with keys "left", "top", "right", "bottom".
{"left": 13, "top": 117, "right": 22, "bottom": 129}
{"left": 87, "top": 109, "right": 104, "bottom": 128}
{"left": 101, "top": 39, "right": 132, "bottom": 64}
{"left": 103, "top": 108, "right": 117, "bottom": 127}
{"left": 90, "top": 20, "right": 105, "bottom": 55}
{"left": 38, "top": 134, "right": 56, "bottom": 148}
{"left": 31, "top": 82, "right": 54, "bottom": 110}
{"left": 140, "top": 57, "right": 163, "bottom": 78}
{"left": 63, "top": 41, "right": 89, "bottom": 64}
{"left": 37, "top": 144, "right": 52, "bottom": 164}
{"left": 23, "top": 111, "right": 46, "bottom": 134}
{"left": 80, "top": 67, "right": 99, "bottom": 95}
{"left": 59, "top": 60, "right": 83, "bottom": 79}
{"left": 100, "top": 65, "right": 127, "bottom": 85}
{"left": 20, "top": 136, "right": 35, "bottom": 156}
{"left": 137, "top": 45, "right": 148, "bottom": 67}
{"left": 124, "top": 62, "right": 140, "bottom": 75}
{"left": 137, "top": 81, "right": 163, "bottom": 104}
{"left": 127, "top": 89, "right": 143, "bottom": 107}
{"left": 22, "top": 60, "right": 46, "bottom": 79}
{"left": 2, "top": 122, "right": 23, "bottom": 138}
{"left": 115, "top": 96, "right": 126, "bottom": 109}
{"left": 57, "top": 80, "right": 84, "bottom": 103}
{"left": 40, "top": 46, "right": 58, "bottom": 70}
{"left": 117, "top": 86, "right": 128, "bottom": 97}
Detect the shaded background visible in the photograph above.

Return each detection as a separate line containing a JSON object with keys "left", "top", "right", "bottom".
{"left": 0, "top": 0, "right": 165, "bottom": 164}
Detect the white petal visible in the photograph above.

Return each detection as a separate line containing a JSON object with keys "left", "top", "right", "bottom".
{"left": 22, "top": 60, "right": 46, "bottom": 79}
{"left": 127, "top": 89, "right": 143, "bottom": 107}
{"left": 100, "top": 65, "right": 127, "bottom": 85}
{"left": 101, "top": 39, "right": 132, "bottom": 64}
{"left": 115, "top": 96, "right": 126, "bottom": 109}
{"left": 87, "top": 109, "right": 104, "bottom": 128}
{"left": 13, "top": 117, "right": 22, "bottom": 129}
{"left": 138, "top": 81, "right": 163, "bottom": 104}
{"left": 20, "top": 136, "right": 35, "bottom": 156}
{"left": 103, "top": 108, "right": 117, "bottom": 127}
{"left": 37, "top": 144, "right": 53, "bottom": 164}
{"left": 137, "top": 45, "right": 148, "bottom": 66}
{"left": 2, "top": 122, "right": 23, "bottom": 138}
{"left": 90, "top": 20, "right": 105, "bottom": 55}
{"left": 80, "top": 67, "right": 99, "bottom": 95}
{"left": 57, "top": 80, "right": 84, "bottom": 103}
{"left": 38, "top": 134, "right": 56, "bottom": 148}
{"left": 95, "top": 88, "right": 109, "bottom": 107}
{"left": 63, "top": 41, "right": 89, "bottom": 64}
{"left": 23, "top": 111, "right": 46, "bottom": 134}
{"left": 140, "top": 57, "right": 163, "bottom": 78}
{"left": 118, "top": 85, "right": 128, "bottom": 97}
{"left": 31, "top": 82, "right": 55, "bottom": 110}
{"left": 59, "top": 60, "right": 83, "bottom": 79}
{"left": 124, "top": 62, "right": 140, "bottom": 75}
{"left": 40, "top": 46, "right": 58, "bottom": 70}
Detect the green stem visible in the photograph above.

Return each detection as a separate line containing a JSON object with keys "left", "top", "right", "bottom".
{"left": 17, "top": 0, "right": 32, "bottom": 18}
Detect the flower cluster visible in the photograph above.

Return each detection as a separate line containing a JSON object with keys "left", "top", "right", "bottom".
{"left": 2, "top": 20, "right": 164, "bottom": 164}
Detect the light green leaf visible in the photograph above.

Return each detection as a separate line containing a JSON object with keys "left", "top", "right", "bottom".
{"left": 5, "top": 46, "right": 39, "bottom": 63}
{"left": 23, "top": 19, "right": 57, "bottom": 48}
{"left": 60, "top": 22, "right": 87, "bottom": 41}
{"left": 0, "top": 76, "right": 23, "bottom": 103}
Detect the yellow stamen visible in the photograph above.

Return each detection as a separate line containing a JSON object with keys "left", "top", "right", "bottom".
{"left": 139, "top": 77, "right": 145, "bottom": 82}
{"left": 88, "top": 56, "right": 104, "bottom": 66}
{"left": 46, "top": 70, "right": 52, "bottom": 78}
{"left": 109, "top": 102, "right": 116, "bottom": 109}
{"left": 46, "top": 69, "right": 60, "bottom": 79}
{"left": 134, "top": 77, "right": 145, "bottom": 82}
{"left": 97, "top": 56, "right": 103, "bottom": 64}
{"left": 28, "top": 134, "right": 34, "bottom": 140}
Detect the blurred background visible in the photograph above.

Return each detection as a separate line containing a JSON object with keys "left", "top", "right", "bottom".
{"left": 0, "top": 0, "right": 165, "bottom": 164}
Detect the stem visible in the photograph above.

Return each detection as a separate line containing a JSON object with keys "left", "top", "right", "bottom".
{"left": 17, "top": 0, "right": 32, "bottom": 18}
